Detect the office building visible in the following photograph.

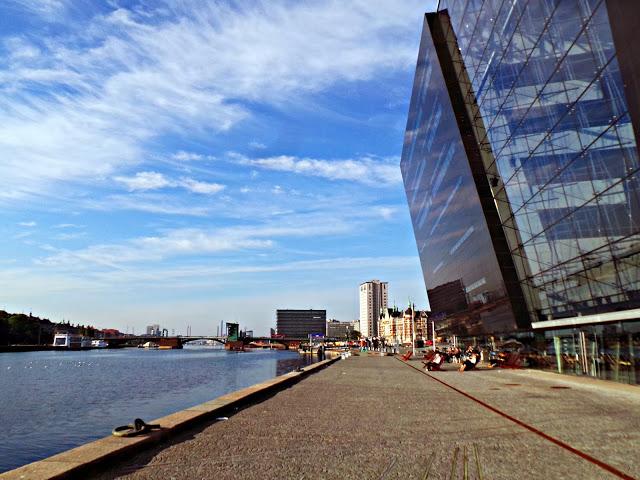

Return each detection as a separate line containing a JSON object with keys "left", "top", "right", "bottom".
{"left": 402, "top": 2, "right": 640, "bottom": 382}
{"left": 326, "top": 319, "right": 353, "bottom": 339}
{"left": 145, "top": 324, "right": 160, "bottom": 336}
{"left": 276, "top": 309, "right": 326, "bottom": 338}
{"left": 359, "top": 280, "right": 388, "bottom": 337}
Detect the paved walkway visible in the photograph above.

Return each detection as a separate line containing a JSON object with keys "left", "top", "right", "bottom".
{"left": 99, "top": 354, "right": 640, "bottom": 479}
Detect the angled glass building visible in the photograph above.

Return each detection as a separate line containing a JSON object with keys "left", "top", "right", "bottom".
{"left": 402, "top": 1, "right": 640, "bottom": 382}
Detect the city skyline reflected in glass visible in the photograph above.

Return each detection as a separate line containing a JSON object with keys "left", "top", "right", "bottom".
{"left": 400, "top": 13, "right": 521, "bottom": 335}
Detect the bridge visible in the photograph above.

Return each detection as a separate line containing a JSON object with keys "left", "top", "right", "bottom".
{"left": 102, "top": 335, "right": 315, "bottom": 349}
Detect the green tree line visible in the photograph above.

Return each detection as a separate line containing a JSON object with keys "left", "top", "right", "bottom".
{"left": 0, "top": 311, "right": 98, "bottom": 345}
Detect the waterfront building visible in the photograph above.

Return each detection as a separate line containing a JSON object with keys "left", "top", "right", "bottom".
{"left": 326, "top": 319, "right": 353, "bottom": 339}
{"left": 359, "top": 280, "right": 388, "bottom": 337}
{"left": 379, "top": 306, "right": 429, "bottom": 346}
{"left": 401, "top": 2, "right": 640, "bottom": 382}
{"left": 350, "top": 319, "right": 360, "bottom": 334}
{"left": 145, "top": 324, "right": 160, "bottom": 336}
{"left": 378, "top": 307, "right": 403, "bottom": 343}
{"left": 276, "top": 309, "right": 326, "bottom": 338}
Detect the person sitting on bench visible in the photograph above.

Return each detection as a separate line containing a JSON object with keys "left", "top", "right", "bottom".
{"left": 487, "top": 351, "right": 507, "bottom": 368}
{"left": 459, "top": 346, "right": 479, "bottom": 372}
{"left": 424, "top": 349, "right": 444, "bottom": 371}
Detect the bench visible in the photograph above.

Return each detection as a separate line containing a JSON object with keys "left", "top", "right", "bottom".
{"left": 499, "top": 352, "right": 522, "bottom": 369}
{"left": 422, "top": 351, "right": 444, "bottom": 371}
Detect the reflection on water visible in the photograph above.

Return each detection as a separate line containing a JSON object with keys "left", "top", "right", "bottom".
{"left": 0, "top": 347, "right": 314, "bottom": 473}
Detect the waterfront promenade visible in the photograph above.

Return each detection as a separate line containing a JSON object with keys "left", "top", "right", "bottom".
{"left": 97, "top": 354, "right": 640, "bottom": 480}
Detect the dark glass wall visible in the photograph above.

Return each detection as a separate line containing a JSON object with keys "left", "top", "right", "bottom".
{"left": 401, "top": 15, "right": 520, "bottom": 335}
{"left": 276, "top": 310, "right": 326, "bottom": 337}
{"left": 437, "top": 0, "right": 640, "bottom": 322}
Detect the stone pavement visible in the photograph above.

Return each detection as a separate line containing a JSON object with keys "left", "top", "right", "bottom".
{"left": 98, "top": 354, "right": 640, "bottom": 480}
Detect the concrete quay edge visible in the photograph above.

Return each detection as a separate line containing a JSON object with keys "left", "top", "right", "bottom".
{"left": 0, "top": 356, "right": 339, "bottom": 480}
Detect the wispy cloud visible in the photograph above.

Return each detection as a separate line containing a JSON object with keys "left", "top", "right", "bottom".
{"left": 7, "top": 0, "right": 69, "bottom": 16}
{"left": 18, "top": 221, "right": 37, "bottom": 227}
{"left": 179, "top": 178, "right": 225, "bottom": 195}
{"left": 113, "top": 171, "right": 225, "bottom": 194}
{"left": 172, "top": 151, "right": 210, "bottom": 162}
{"left": 0, "top": 0, "right": 423, "bottom": 201}
{"left": 114, "top": 172, "right": 171, "bottom": 191}
{"left": 53, "top": 223, "right": 82, "bottom": 229}
{"left": 85, "top": 194, "right": 211, "bottom": 216}
{"left": 54, "top": 232, "right": 87, "bottom": 241}
{"left": 232, "top": 153, "right": 402, "bottom": 186}
{"left": 36, "top": 219, "right": 353, "bottom": 269}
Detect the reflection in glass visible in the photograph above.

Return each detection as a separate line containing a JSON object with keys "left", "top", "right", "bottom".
{"left": 438, "top": 0, "right": 640, "bottom": 322}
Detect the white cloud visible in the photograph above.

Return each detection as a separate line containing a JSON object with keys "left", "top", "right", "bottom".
{"left": 18, "top": 221, "right": 37, "bottom": 227}
{"left": 0, "top": 0, "right": 425, "bottom": 201}
{"left": 249, "top": 141, "right": 267, "bottom": 150}
{"left": 4, "top": 37, "right": 41, "bottom": 60}
{"left": 36, "top": 221, "right": 342, "bottom": 269}
{"left": 233, "top": 153, "right": 402, "bottom": 186}
{"left": 172, "top": 151, "right": 205, "bottom": 162}
{"left": 376, "top": 206, "right": 397, "bottom": 220}
{"left": 113, "top": 171, "right": 225, "bottom": 195}
{"left": 113, "top": 171, "right": 171, "bottom": 191}
{"left": 53, "top": 223, "right": 81, "bottom": 229}
{"left": 179, "top": 178, "right": 225, "bottom": 195}
{"left": 85, "top": 194, "right": 211, "bottom": 216}
{"left": 14, "top": 231, "right": 33, "bottom": 239}
{"left": 7, "top": 0, "right": 69, "bottom": 16}
{"left": 54, "top": 232, "right": 87, "bottom": 241}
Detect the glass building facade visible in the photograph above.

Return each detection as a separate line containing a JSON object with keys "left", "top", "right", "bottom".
{"left": 402, "top": 1, "right": 640, "bottom": 382}
{"left": 400, "top": 8, "right": 530, "bottom": 335}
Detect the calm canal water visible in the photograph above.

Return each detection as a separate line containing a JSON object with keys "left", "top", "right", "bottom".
{"left": 0, "top": 347, "right": 314, "bottom": 472}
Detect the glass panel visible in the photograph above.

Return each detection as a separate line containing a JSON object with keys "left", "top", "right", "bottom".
{"left": 401, "top": 12, "right": 520, "bottom": 335}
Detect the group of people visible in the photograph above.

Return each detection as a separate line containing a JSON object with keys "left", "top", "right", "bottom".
{"left": 421, "top": 345, "right": 482, "bottom": 372}
{"left": 358, "top": 337, "right": 388, "bottom": 352}
{"left": 458, "top": 345, "right": 481, "bottom": 372}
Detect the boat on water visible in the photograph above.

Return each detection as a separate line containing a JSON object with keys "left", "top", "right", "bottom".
{"left": 246, "top": 341, "right": 287, "bottom": 350}
{"left": 91, "top": 339, "right": 109, "bottom": 348}
{"left": 53, "top": 333, "right": 83, "bottom": 348}
{"left": 53, "top": 333, "right": 104, "bottom": 349}
{"left": 298, "top": 343, "right": 325, "bottom": 355}
{"left": 138, "top": 341, "right": 159, "bottom": 349}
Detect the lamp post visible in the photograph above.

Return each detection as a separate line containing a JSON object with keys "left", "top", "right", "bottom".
{"left": 411, "top": 302, "right": 416, "bottom": 356}
{"left": 345, "top": 325, "right": 350, "bottom": 351}
{"left": 432, "top": 319, "right": 436, "bottom": 352}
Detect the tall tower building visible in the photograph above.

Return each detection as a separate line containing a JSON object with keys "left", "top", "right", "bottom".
{"left": 359, "top": 280, "right": 388, "bottom": 337}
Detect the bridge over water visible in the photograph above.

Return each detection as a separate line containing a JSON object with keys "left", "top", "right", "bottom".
{"left": 103, "top": 335, "right": 313, "bottom": 349}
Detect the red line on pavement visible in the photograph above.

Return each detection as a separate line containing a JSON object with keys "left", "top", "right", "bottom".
{"left": 398, "top": 358, "right": 636, "bottom": 480}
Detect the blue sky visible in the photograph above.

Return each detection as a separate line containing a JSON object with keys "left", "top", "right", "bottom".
{"left": 0, "top": 0, "right": 437, "bottom": 335}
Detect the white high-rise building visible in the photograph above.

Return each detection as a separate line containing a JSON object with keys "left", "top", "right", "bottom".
{"left": 359, "top": 280, "right": 388, "bottom": 337}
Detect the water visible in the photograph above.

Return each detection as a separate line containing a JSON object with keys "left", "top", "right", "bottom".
{"left": 0, "top": 347, "right": 314, "bottom": 472}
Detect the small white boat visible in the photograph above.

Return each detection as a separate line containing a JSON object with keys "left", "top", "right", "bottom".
{"left": 91, "top": 339, "right": 109, "bottom": 348}
{"left": 139, "top": 341, "right": 159, "bottom": 349}
{"left": 52, "top": 333, "right": 83, "bottom": 349}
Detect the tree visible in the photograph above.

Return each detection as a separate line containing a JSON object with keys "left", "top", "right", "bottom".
{"left": 8, "top": 314, "right": 39, "bottom": 344}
